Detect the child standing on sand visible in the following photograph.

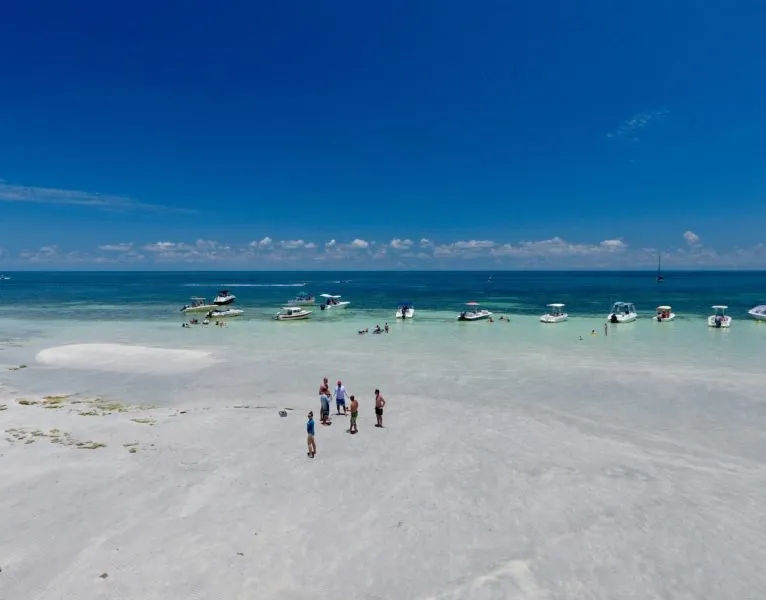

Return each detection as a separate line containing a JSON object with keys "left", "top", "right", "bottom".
{"left": 374, "top": 389, "right": 386, "bottom": 428}
{"left": 306, "top": 411, "right": 316, "bottom": 458}
{"left": 348, "top": 395, "right": 359, "bottom": 434}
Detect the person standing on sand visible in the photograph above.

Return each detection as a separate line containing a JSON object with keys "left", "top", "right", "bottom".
{"left": 374, "top": 389, "right": 386, "bottom": 428}
{"left": 307, "top": 411, "right": 316, "bottom": 458}
{"left": 348, "top": 395, "right": 359, "bottom": 434}
{"left": 334, "top": 380, "right": 348, "bottom": 415}
{"left": 319, "top": 377, "right": 331, "bottom": 424}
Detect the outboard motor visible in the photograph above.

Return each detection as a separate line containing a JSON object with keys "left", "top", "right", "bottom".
{"left": 320, "top": 303, "right": 326, "bottom": 311}
{"left": 610, "top": 314, "right": 618, "bottom": 323}
{"left": 715, "top": 316, "right": 722, "bottom": 328}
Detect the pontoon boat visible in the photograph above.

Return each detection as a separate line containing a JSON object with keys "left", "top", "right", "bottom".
{"left": 287, "top": 292, "right": 315, "bottom": 306}
{"left": 655, "top": 305, "right": 675, "bottom": 322}
{"left": 213, "top": 290, "right": 236, "bottom": 305}
{"left": 708, "top": 305, "right": 731, "bottom": 328}
{"left": 540, "top": 303, "right": 568, "bottom": 323}
{"left": 458, "top": 302, "right": 492, "bottom": 321}
{"left": 274, "top": 306, "right": 312, "bottom": 320}
{"left": 608, "top": 302, "right": 637, "bottom": 323}
{"left": 319, "top": 294, "right": 350, "bottom": 310}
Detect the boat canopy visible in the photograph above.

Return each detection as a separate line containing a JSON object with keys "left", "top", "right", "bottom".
{"left": 611, "top": 301, "right": 635, "bottom": 311}
{"left": 712, "top": 305, "right": 728, "bottom": 309}
{"left": 657, "top": 305, "right": 672, "bottom": 310}
{"left": 190, "top": 296, "right": 206, "bottom": 300}
{"left": 465, "top": 301, "right": 480, "bottom": 306}
{"left": 547, "top": 303, "right": 565, "bottom": 308}
{"left": 320, "top": 294, "right": 341, "bottom": 299}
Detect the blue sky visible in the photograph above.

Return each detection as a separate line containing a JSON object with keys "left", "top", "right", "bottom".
{"left": 1, "top": 1, "right": 765, "bottom": 269}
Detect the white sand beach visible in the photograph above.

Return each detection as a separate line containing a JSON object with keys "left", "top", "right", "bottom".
{"left": 2, "top": 316, "right": 766, "bottom": 599}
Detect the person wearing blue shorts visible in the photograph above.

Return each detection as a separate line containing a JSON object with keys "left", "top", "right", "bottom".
{"left": 334, "top": 380, "right": 348, "bottom": 415}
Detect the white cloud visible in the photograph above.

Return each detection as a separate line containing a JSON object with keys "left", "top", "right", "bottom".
{"left": 453, "top": 240, "right": 495, "bottom": 250}
{"left": 279, "top": 239, "right": 314, "bottom": 250}
{"left": 420, "top": 238, "right": 433, "bottom": 248}
{"left": 390, "top": 238, "right": 413, "bottom": 250}
{"left": 607, "top": 108, "right": 668, "bottom": 140}
{"left": 99, "top": 243, "right": 133, "bottom": 252}
{"left": 0, "top": 181, "right": 193, "bottom": 214}
{"left": 325, "top": 239, "right": 337, "bottom": 249}
{"left": 683, "top": 230, "right": 701, "bottom": 246}
{"left": 599, "top": 239, "right": 627, "bottom": 251}
{"left": 250, "top": 237, "right": 273, "bottom": 249}
{"left": 350, "top": 238, "right": 369, "bottom": 249}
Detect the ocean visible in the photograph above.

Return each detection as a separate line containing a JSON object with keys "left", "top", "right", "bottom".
{"left": 1, "top": 270, "right": 765, "bottom": 321}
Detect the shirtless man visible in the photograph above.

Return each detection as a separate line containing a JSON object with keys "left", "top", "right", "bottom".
{"left": 319, "top": 377, "right": 331, "bottom": 424}
{"left": 374, "top": 389, "right": 386, "bottom": 428}
{"left": 348, "top": 395, "right": 359, "bottom": 434}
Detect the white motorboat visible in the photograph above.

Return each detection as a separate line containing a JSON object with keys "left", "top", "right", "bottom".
{"left": 0, "top": 275, "right": 10, "bottom": 280}
{"left": 213, "top": 290, "right": 236, "bottom": 305}
{"left": 180, "top": 297, "right": 218, "bottom": 313}
{"left": 708, "top": 305, "right": 731, "bottom": 328}
{"left": 458, "top": 302, "right": 492, "bottom": 321}
{"left": 747, "top": 305, "right": 766, "bottom": 321}
{"left": 206, "top": 308, "right": 244, "bottom": 318}
{"left": 319, "top": 294, "right": 350, "bottom": 310}
{"left": 608, "top": 302, "right": 637, "bottom": 323}
{"left": 540, "top": 303, "right": 568, "bottom": 323}
{"left": 396, "top": 303, "right": 414, "bottom": 319}
{"left": 274, "top": 306, "right": 312, "bottom": 320}
{"left": 287, "top": 292, "right": 315, "bottom": 306}
{"left": 655, "top": 305, "right": 676, "bottom": 322}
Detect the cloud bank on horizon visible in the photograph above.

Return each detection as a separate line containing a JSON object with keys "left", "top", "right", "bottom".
{"left": 3, "top": 230, "right": 765, "bottom": 269}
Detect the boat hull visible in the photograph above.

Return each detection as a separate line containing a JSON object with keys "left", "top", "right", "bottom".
{"left": 707, "top": 316, "right": 732, "bottom": 328}
{"left": 396, "top": 308, "right": 415, "bottom": 319}
{"left": 608, "top": 313, "right": 637, "bottom": 323}
{"left": 656, "top": 313, "right": 676, "bottom": 322}
{"left": 540, "top": 313, "right": 568, "bottom": 323}
{"left": 320, "top": 301, "right": 350, "bottom": 310}
{"left": 214, "top": 297, "right": 236, "bottom": 306}
{"left": 208, "top": 309, "right": 243, "bottom": 318}
{"left": 458, "top": 311, "right": 492, "bottom": 321}
{"left": 748, "top": 306, "right": 766, "bottom": 321}
{"left": 182, "top": 304, "right": 217, "bottom": 313}
{"left": 276, "top": 312, "right": 311, "bottom": 320}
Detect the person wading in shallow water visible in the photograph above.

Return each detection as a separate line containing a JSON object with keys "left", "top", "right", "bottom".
{"left": 306, "top": 411, "right": 316, "bottom": 458}
{"left": 374, "top": 389, "right": 386, "bottom": 428}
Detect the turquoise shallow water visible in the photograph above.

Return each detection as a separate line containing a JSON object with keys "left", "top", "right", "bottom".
{"left": 0, "top": 270, "right": 765, "bottom": 320}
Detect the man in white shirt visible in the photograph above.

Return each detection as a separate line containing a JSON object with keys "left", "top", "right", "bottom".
{"left": 334, "top": 380, "right": 348, "bottom": 415}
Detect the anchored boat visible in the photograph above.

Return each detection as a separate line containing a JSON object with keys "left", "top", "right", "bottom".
{"left": 708, "top": 305, "right": 731, "bottom": 328}
{"left": 655, "top": 305, "right": 676, "bottom": 322}
{"left": 396, "top": 302, "right": 415, "bottom": 319}
{"left": 180, "top": 297, "right": 217, "bottom": 313}
{"left": 213, "top": 290, "right": 236, "bottom": 305}
{"left": 540, "top": 303, "right": 568, "bottom": 323}
{"left": 274, "top": 306, "right": 312, "bottom": 320}
{"left": 319, "top": 294, "right": 350, "bottom": 310}
{"left": 748, "top": 305, "right": 766, "bottom": 321}
{"left": 458, "top": 302, "right": 492, "bottom": 321}
{"left": 608, "top": 302, "right": 637, "bottom": 323}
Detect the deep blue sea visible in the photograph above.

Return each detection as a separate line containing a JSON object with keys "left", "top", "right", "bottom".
{"left": 1, "top": 271, "right": 764, "bottom": 321}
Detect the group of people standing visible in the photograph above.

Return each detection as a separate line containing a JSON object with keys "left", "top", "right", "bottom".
{"left": 306, "top": 377, "right": 386, "bottom": 458}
